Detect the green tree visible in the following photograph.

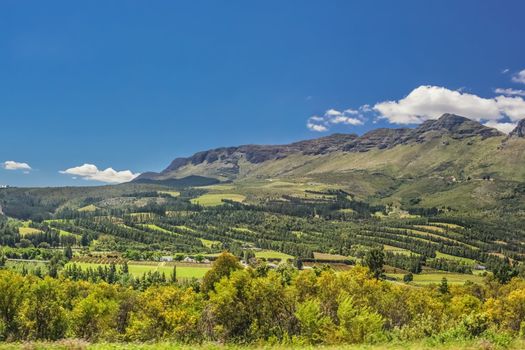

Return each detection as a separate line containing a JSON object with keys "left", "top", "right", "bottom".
{"left": 295, "top": 299, "right": 332, "bottom": 344}
{"left": 294, "top": 258, "right": 304, "bottom": 270}
{"left": 170, "top": 265, "right": 177, "bottom": 283}
{"left": 201, "top": 252, "right": 242, "bottom": 293}
{"left": 493, "top": 258, "right": 518, "bottom": 284}
{"left": 17, "top": 277, "right": 68, "bottom": 340}
{"left": 121, "top": 261, "right": 129, "bottom": 274}
{"left": 63, "top": 246, "right": 73, "bottom": 260}
{"left": 403, "top": 273, "right": 413, "bottom": 283}
{"left": 439, "top": 277, "right": 449, "bottom": 294}
{"left": 337, "top": 296, "right": 384, "bottom": 343}
{"left": 0, "top": 271, "right": 26, "bottom": 339}
{"left": 70, "top": 284, "right": 121, "bottom": 341}
{"left": 363, "top": 247, "right": 384, "bottom": 279}
{"left": 127, "top": 285, "right": 203, "bottom": 341}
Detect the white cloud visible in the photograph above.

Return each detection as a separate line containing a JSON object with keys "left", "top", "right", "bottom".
{"left": 324, "top": 109, "right": 341, "bottom": 117}
{"left": 494, "top": 95, "right": 525, "bottom": 121}
{"left": 3, "top": 161, "right": 32, "bottom": 171}
{"left": 494, "top": 88, "right": 525, "bottom": 97}
{"left": 502, "top": 68, "right": 510, "bottom": 74}
{"left": 306, "top": 108, "right": 365, "bottom": 132}
{"left": 511, "top": 69, "right": 525, "bottom": 84}
{"left": 484, "top": 121, "right": 517, "bottom": 134}
{"left": 373, "top": 86, "right": 501, "bottom": 124}
{"left": 60, "top": 164, "right": 140, "bottom": 183}
{"left": 373, "top": 85, "right": 525, "bottom": 125}
{"left": 307, "top": 121, "right": 328, "bottom": 132}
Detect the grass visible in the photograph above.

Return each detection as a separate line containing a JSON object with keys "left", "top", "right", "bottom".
{"left": 78, "top": 204, "right": 98, "bottom": 212}
{"left": 254, "top": 249, "right": 293, "bottom": 260}
{"left": 58, "top": 229, "right": 76, "bottom": 237}
{"left": 387, "top": 272, "right": 484, "bottom": 285}
{"left": 435, "top": 252, "right": 476, "bottom": 265}
{"left": 191, "top": 193, "right": 246, "bottom": 206}
{"left": 383, "top": 245, "right": 417, "bottom": 256}
{"left": 200, "top": 238, "right": 220, "bottom": 248}
{"left": 313, "top": 252, "right": 349, "bottom": 261}
{"left": 143, "top": 224, "right": 175, "bottom": 234}
{"left": 18, "top": 227, "right": 42, "bottom": 235}
{"left": 5, "top": 260, "right": 48, "bottom": 274}
{"left": 1, "top": 339, "right": 524, "bottom": 349}
{"left": 66, "top": 262, "right": 210, "bottom": 279}
{"left": 159, "top": 190, "right": 181, "bottom": 197}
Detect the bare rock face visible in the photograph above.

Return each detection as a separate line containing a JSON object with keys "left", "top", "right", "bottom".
{"left": 509, "top": 119, "right": 525, "bottom": 138}
{"left": 135, "top": 113, "right": 506, "bottom": 182}
{"left": 412, "top": 113, "right": 504, "bottom": 140}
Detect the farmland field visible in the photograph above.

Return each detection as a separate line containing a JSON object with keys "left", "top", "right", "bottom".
{"left": 18, "top": 226, "right": 41, "bottom": 235}
{"left": 254, "top": 249, "right": 293, "bottom": 260}
{"left": 67, "top": 261, "right": 211, "bottom": 279}
{"left": 190, "top": 193, "right": 246, "bottom": 206}
{"left": 387, "top": 272, "right": 484, "bottom": 285}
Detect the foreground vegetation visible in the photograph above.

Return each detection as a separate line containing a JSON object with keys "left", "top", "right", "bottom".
{"left": 0, "top": 252, "right": 524, "bottom": 347}
{"left": 1, "top": 177, "right": 525, "bottom": 347}
{"left": 1, "top": 339, "right": 525, "bottom": 349}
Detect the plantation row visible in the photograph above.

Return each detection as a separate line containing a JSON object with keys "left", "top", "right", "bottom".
{"left": 1, "top": 189, "right": 524, "bottom": 278}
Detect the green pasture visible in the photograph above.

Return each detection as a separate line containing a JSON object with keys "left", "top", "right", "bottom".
{"left": 254, "top": 249, "right": 293, "bottom": 260}
{"left": 66, "top": 262, "right": 210, "bottom": 279}
{"left": 191, "top": 193, "right": 246, "bottom": 206}
{"left": 435, "top": 251, "right": 476, "bottom": 264}
{"left": 387, "top": 272, "right": 484, "bottom": 285}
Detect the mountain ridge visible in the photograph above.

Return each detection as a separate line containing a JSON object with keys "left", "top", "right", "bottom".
{"left": 136, "top": 113, "right": 516, "bottom": 183}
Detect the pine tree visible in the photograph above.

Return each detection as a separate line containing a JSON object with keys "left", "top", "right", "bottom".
{"left": 121, "top": 261, "right": 129, "bottom": 274}
{"left": 439, "top": 277, "right": 449, "bottom": 294}
{"left": 64, "top": 246, "right": 73, "bottom": 260}
{"left": 363, "top": 247, "right": 384, "bottom": 279}
{"left": 170, "top": 265, "right": 177, "bottom": 283}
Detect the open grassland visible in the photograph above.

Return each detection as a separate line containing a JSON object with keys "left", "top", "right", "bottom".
{"left": 18, "top": 226, "right": 42, "bottom": 235}
{"left": 5, "top": 260, "right": 48, "bottom": 274}
{"left": 191, "top": 193, "right": 246, "bottom": 206}
{"left": 200, "top": 238, "right": 220, "bottom": 247}
{"left": 435, "top": 251, "right": 477, "bottom": 264}
{"left": 158, "top": 190, "right": 181, "bottom": 197}
{"left": 0, "top": 339, "right": 523, "bottom": 350}
{"left": 78, "top": 204, "right": 98, "bottom": 212}
{"left": 387, "top": 272, "right": 484, "bottom": 285}
{"left": 67, "top": 261, "right": 210, "bottom": 279}
{"left": 254, "top": 249, "right": 294, "bottom": 260}
{"left": 383, "top": 244, "right": 417, "bottom": 255}
{"left": 313, "top": 252, "right": 349, "bottom": 261}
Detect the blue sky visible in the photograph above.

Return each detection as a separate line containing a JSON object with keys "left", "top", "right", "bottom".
{"left": 1, "top": 1, "right": 525, "bottom": 186}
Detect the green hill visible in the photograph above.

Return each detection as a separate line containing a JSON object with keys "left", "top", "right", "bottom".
{"left": 135, "top": 114, "right": 525, "bottom": 212}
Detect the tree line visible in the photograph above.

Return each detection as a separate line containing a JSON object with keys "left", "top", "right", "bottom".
{"left": 0, "top": 252, "right": 524, "bottom": 345}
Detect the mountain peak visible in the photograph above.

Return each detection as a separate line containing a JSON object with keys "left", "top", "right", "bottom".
{"left": 135, "top": 113, "right": 507, "bottom": 183}
{"left": 415, "top": 113, "right": 503, "bottom": 139}
{"left": 422, "top": 113, "right": 474, "bottom": 130}
{"left": 509, "top": 119, "right": 525, "bottom": 138}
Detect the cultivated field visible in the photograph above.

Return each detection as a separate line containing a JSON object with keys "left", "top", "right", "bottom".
{"left": 66, "top": 261, "right": 211, "bottom": 279}
{"left": 191, "top": 193, "right": 246, "bottom": 206}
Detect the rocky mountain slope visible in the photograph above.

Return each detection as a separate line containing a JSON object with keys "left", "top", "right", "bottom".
{"left": 137, "top": 114, "right": 513, "bottom": 179}
{"left": 134, "top": 114, "right": 525, "bottom": 210}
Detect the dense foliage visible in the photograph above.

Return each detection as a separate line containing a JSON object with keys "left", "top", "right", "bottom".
{"left": 0, "top": 253, "right": 524, "bottom": 345}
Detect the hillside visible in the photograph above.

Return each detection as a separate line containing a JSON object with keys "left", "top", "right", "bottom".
{"left": 136, "top": 114, "right": 525, "bottom": 211}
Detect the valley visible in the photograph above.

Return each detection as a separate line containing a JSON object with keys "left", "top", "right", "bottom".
{"left": 1, "top": 114, "right": 525, "bottom": 346}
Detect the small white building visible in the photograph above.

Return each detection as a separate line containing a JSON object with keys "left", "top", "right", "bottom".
{"left": 160, "top": 256, "right": 173, "bottom": 262}
{"left": 183, "top": 256, "right": 196, "bottom": 263}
